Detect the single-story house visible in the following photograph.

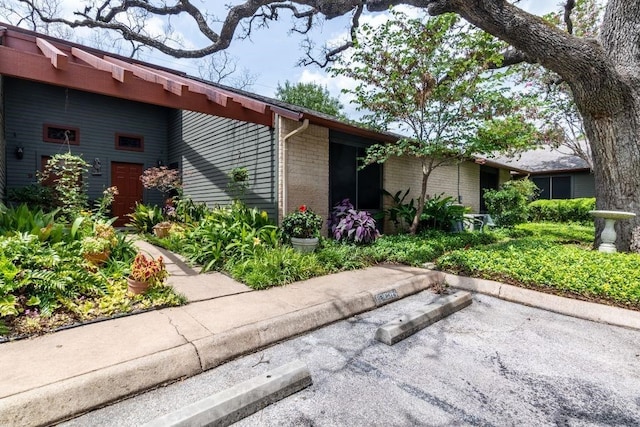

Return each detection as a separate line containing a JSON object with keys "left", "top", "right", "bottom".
{"left": 0, "top": 24, "right": 514, "bottom": 231}
{"left": 490, "top": 146, "right": 594, "bottom": 200}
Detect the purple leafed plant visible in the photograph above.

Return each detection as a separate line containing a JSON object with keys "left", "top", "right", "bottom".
{"left": 329, "top": 199, "right": 380, "bottom": 245}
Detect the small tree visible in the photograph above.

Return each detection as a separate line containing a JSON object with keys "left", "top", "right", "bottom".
{"left": 331, "top": 11, "right": 540, "bottom": 234}
{"left": 275, "top": 81, "right": 345, "bottom": 119}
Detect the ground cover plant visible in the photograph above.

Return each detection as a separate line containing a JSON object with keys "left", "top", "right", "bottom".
{"left": 436, "top": 222, "right": 640, "bottom": 310}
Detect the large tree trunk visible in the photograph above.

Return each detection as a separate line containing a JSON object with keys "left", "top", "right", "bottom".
{"left": 430, "top": 0, "right": 640, "bottom": 251}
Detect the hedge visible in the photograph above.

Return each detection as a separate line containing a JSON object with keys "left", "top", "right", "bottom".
{"left": 528, "top": 198, "right": 596, "bottom": 224}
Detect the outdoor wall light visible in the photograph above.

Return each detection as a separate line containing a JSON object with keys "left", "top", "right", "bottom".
{"left": 15, "top": 146, "right": 24, "bottom": 160}
{"left": 157, "top": 159, "right": 164, "bottom": 167}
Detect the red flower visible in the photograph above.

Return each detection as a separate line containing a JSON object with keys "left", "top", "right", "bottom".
{"left": 299, "top": 205, "right": 307, "bottom": 213}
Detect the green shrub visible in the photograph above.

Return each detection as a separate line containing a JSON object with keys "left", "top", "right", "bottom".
{"left": 436, "top": 238, "right": 640, "bottom": 308}
{"left": 7, "top": 184, "right": 55, "bottom": 211}
{"left": 484, "top": 179, "right": 538, "bottom": 227}
{"left": 528, "top": 198, "right": 596, "bottom": 224}
{"left": 0, "top": 204, "right": 64, "bottom": 242}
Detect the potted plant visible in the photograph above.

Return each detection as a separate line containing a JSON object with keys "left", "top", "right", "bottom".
{"left": 281, "top": 205, "right": 323, "bottom": 253}
{"left": 81, "top": 222, "right": 117, "bottom": 265}
{"left": 127, "top": 253, "right": 168, "bottom": 295}
{"left": 81, "top": 236, "right": 112, "bottom": 265}
{"left": 152, "top": 221, "right": 172, "bottom": 238}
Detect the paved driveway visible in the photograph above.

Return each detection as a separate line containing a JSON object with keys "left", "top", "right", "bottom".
{"left": 63, "top": 290, "right": 640, "bottom": 426}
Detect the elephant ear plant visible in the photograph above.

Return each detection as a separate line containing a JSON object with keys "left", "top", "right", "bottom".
{"left": 329, "top": 199, "right": 380, "bottom": 245}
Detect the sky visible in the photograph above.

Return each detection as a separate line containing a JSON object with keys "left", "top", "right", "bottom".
{"left": 3, "top": 0, "right": 565, "bottom": 116}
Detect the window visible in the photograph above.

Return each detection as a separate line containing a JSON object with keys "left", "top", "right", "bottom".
{"left": 43, "top": 124, "right": 79, "bottom": 145}
{"left": 115, "top": 133, "right": 144, "bottom": 152}
{"left": 532, "top": 176, "right": 572, "bottom": 199}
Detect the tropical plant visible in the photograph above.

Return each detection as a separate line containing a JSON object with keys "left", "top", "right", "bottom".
{"left": 376, "top": 189, "right": 416, "bottom": 233}
{"left": 329, "top": 199, "right": 379, "bottom": 244}
{"left": 126, "top": 203, "right": 165, "bottom": 233}
{"left": 419, "top": 193, "right": 466, "bottom": 232}
{"left": 0, "top": 204, "right": 63, "bottom": 242}
{"left": 179, "top": 201, "right": 278, "bottom": 272}
{"left": 484, "top": 179, "right": 539, "bottom": 228}
{"left": 281, "top": 205, "right": 323, "bottom": 239}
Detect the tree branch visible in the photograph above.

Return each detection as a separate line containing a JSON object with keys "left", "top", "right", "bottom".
{"left": 564, "top": 0, "right": 576, "bottom": 35}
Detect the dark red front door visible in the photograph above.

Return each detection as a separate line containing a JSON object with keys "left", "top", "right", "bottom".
{"left": 111, "top": 162, "right": 143, "bottom": 226}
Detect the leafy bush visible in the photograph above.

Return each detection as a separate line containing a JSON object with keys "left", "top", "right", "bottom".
{"left": 437, "top": 237, "right": 640, "bottom": 309}
{"left": 329, "top": 199, "right": 379, "bottom": 244}
{"left": 7, "top": 184, "right": 55, "bottom": 211}
{"left": 514, "top": 222, "right": 594, "bottom": 245}
{"left": 484, "top": 179, "right": 538, "bottom": 227}
{"left": 528, "top": 198, "right": 596, "bottom": 224}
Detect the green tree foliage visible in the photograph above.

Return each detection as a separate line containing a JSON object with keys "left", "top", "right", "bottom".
{"left": 331, "top": 10, "right": 541, "bottom": 234}
{"left": 275, "top": 81, "right": 345, "bottom": 119}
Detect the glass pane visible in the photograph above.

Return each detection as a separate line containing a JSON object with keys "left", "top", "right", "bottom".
{"left": 532, "top": 177, "right": 551, "bottom": 200}
{"left": 551, "top": 176, "right": 572, "bottom": 199}
{"left": 329, "top": 143, "right": 357, "bottom": 208}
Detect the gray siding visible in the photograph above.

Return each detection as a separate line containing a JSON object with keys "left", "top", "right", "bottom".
{"left": 4, "top": 78, "right": 170, "bottom": 206}
{"left": 573, "top": 172, "right": 595, "bottom": 198}
{"left": 174, "top": 111, "right": 277, "bottom": 217}
{"left": 0, "top": 76, "right": 5, "bottom": 201}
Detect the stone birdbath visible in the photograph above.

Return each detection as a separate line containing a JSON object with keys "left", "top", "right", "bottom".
{"left": 589, "top": 210, "right": 637, "bottom": 253}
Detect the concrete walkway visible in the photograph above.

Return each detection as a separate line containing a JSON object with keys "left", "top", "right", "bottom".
{"left": 1, "top": 241, "right": 639, "bottom": 426}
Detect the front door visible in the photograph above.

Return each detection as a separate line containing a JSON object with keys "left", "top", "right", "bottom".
{"left": 111, "top": 162, "right": 143, "bottom": 226}
{"left": 479, "top": 165, "right": 499, "bottom": 213}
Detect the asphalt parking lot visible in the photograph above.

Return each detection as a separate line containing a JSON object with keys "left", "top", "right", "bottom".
{"left": 62, "top": 290, "right": 640, "bottom": 426}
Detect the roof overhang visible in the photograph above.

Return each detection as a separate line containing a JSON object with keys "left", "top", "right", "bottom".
{"left": 0, "top": 25, "right": 276, "bottom": 126}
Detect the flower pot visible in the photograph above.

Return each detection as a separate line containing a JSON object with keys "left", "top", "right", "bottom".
{"left": 153, "top": 224, "right": 171, "bottom": 238}
{"left": 290, "top": 237, "right": 319, "bottom": 253}
{"left": 83, "top": 251, "right": 110, "bottom": 265}
{"left": 127, "top": 277, "right": 150, "bottom": 295}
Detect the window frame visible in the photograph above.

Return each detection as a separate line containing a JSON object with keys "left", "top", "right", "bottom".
{"left": 115, "top": 133, "right": 145, "bottom": 152}
{"left": 42, "top": 124, "right": 80, "bottom": 145}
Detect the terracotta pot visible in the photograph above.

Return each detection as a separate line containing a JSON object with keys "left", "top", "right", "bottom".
{"left": 83, "top": 251, "right": 110, "bottom": 265}
{"left": 127, "top": 277, "right": 150, "bottom": 295}
{"left": 290, "top": 237, "right": 319, "bottom": 253}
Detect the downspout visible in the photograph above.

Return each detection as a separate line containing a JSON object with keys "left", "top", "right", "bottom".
{"left": 282, "top": 118, "right": 309, "bottom": 219}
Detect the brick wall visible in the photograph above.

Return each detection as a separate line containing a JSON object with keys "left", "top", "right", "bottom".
{"left": 383, "top": 156, "right": 483, "bottom": 232}
{"left": 278, "top": 117, "right": 329, "bottom": 230}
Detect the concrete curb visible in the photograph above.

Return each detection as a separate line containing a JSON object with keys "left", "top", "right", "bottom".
{"left": 194, "top": 271, "right": 443, "bottom": 371}
{"left": 0, "top": 344, "right": 202, "bottom": 427}
{"left": 0, "top": 271, "right": 442, "bottom": 427}
{"left": 443, "top": 273, "right": 640, "bottom": 331}
{"left": 375, "top": 291, "right": 472, "bottom": 345}
{"left": 144, "top": 360, "right": 312, "bottom": 427}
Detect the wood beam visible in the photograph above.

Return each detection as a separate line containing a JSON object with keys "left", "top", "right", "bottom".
{"left": 35, "top": 37, "right": 68, "bottom": 70}
{"left": 103, "top": 56, "right": 186, "bottom": 96}
{"left": 71, "top": 48, "right": 131, "bottom": 83}
{"left": 139, "top": 65, "right": 229, "bottom": 107}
